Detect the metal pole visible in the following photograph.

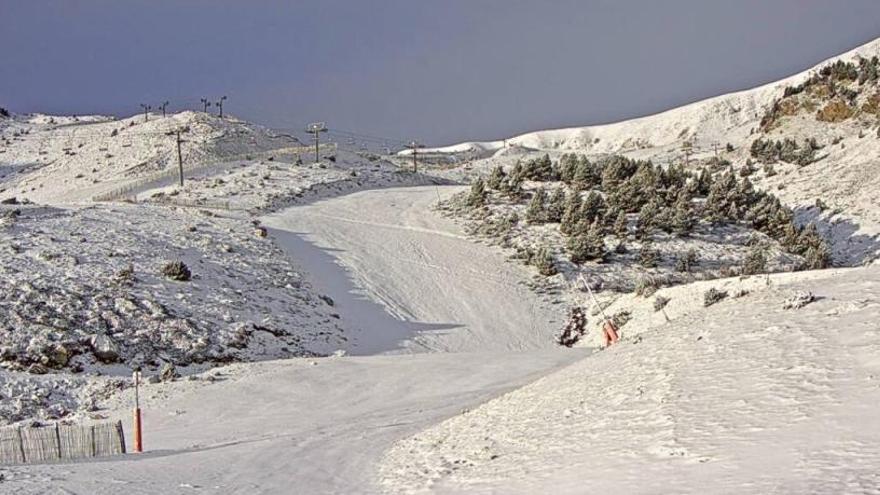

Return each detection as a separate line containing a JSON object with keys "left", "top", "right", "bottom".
{"left": 132, "top": 370, "right": 143, "bottom": 453}
{"left": 176, "top": 131, "right": 184, "bottom": 187}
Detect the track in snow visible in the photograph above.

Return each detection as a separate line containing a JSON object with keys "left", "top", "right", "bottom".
{"left": 263, "top": 185, "right": 562, "bottom": 354}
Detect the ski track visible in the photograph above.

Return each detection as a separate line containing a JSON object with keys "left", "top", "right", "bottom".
{"left": 4, "top": 186, "right": 582, "bottom": 494}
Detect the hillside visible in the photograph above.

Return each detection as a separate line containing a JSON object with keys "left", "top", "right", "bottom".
{"left": 419, "top": 37, "right": 880, "bottom": 269}
{"left": 0, "top": 111, "right": 299, "bottom": 204}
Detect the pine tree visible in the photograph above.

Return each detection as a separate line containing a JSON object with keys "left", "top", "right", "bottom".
{"left": 580, "top": 191, "right": 605, "bottom": 224}
{"left": 487, "top": 165, "right": 506, "bottom": 190}
{"left": 613, "top": 210, "right": 629, "bottom": 239}
{"left": 743, "top": 242, "right": 768, "bottom": 275}
{"left": 567, "top": 220, "right": 607, "bottom": 264}
{"left": 639, "top": 238, "right": 660, "bottom": 268}
{"left": 636, "top": 199, "right": 661, "bottom": 238}
{"left": 560, "top": 190, "right": 583, "bottom": 235}
{"left": 671, "top": 190, "right": 695, "bottom": 236}
{"left": 467, "top": 177, "right": 487, "bottom": 208}
{"left": 798, "top": 223, "right": 832, "bottom": 269}
{"left": 525, "top": 187, "right": 548, "bottom": 224}
{"left": 546, "top": 187, "right": 566, "bottom": 223}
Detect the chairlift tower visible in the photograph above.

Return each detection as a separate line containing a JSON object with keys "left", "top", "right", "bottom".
{"left": 307, "top": 122, "right": 328, "bottom": 163}
{"left": 406, "top": 140, "right": 425, "bottom": 173}
{"left": 216, "top": 96, "right": 228, "bottom": 118}
{"left": 139, "top": 104, "right": 151, "bottom": 122}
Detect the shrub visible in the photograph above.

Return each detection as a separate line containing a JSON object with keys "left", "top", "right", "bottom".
{"left": 0, "top": 106, "right": 9, "bottom": 118}
{"left": 816, "top": 99, "right": 855, "bottom": 122}
{"left": 533, "top": 247, "right": 557, "bottom": 276}
{"left": 653, "top": 295, "right": 670, "bottom": 312}
{"left": 634, "top": 276, "right": 660, "bottom": 297}
{"left": 557, "top": 307, "right": 588, "bottom": 347}
{"left": 638, "top": 239, "right": 660, "bottom": 268}
{"left": 703, "top": 288, "right": 728, "bottom": 307}
{"left": 675, "top": 249, "right": 698, "bottom": 272}
{"left": 162, "top": 261, "right": 192, "bottom": 281}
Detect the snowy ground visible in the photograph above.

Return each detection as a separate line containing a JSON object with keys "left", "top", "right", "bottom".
{"left": 1, "top": 186, "right": 585, "bottom": 493}
{"left": 263, "top": 186, "right": 564, "bottom": 353}
{"left": 380, "top": 266, "right": 880, "bottom": 494}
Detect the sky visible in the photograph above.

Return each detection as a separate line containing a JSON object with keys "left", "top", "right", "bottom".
{"left": 2, "top": 1, "right": 880, "bottom": 147}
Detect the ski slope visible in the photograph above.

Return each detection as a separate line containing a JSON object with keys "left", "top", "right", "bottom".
{"left": 263, "top": 186, "right": 564, "bottom": 354}
{"left": 3, "top": 186, "right": 584, "bottom": 493}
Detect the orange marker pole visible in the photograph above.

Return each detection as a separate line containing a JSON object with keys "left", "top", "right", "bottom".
{"left": 132, "top": 370, "right": 143, "bottom": 453}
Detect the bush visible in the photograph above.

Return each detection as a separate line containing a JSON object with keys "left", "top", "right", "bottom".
{"left": 816, "top": 99, "right": 855, "bottom": 122}
{"left": 653, "top": 295, "right": 670, "bottom": 312}
{"left": 675, "top": 249, "right": 698, "bottom": 272}
{"left": 0, "top": 106, "right": 9, "bottom": 118}
{"left": 634, "top": 277, "right": 660, "bottom": 297}
{"left": 533, "top": 247, "right": 557, "bottom": 276}
{"left": 161, "top": 261, "right": 191, "bottom": 281}
{"left": 638, "top": 239, "right": 660, "bottom": 268}
{"left": 703, "top": 288, "right": 728, "bottom": 307}
{"left": 557, "top": 307, "right": 587, "bottom": 347}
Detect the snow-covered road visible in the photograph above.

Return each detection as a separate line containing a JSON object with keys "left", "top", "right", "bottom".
{"left": 6, "top": 186, "right": 583, "bottom": 494}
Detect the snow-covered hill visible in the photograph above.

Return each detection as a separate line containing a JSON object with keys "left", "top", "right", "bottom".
{"left": 420, "top": 37, "right": 880, "bottom": 269}
{"left": 380, "top": 266, "right": 880, "bottom": 494}
{"left": 0, "top": 111, "right": 299, "bottom": 204}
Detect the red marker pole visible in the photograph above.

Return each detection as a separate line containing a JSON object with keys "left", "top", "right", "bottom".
{"left": 132, "top": 370, "right": 143, "bottom": 453}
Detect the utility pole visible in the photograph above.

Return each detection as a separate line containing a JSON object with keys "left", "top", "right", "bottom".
{"left": 159, "top": 101, "right": 169, "bottom": 118}
{"left": 306, "top": 122, "right": 327, "bottom": 163}
{"left": 168, "top": 128, "right": 188, "bottom": 187}
{"left": 406, "top": 140, "right": 424, "bottom": 173}
{"left": 140, "top": 104, "right": 151, "bottom": 122}
{"left": 216, "top": 96, "right": 227, "bottom": 118}
{"left": 682, "top": 141, "right": 693, "bottom": 168}
{"left": 201, "top": 98, "right": 211, "bottom": 113}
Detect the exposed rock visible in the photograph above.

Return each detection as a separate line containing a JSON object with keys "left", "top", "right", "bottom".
{"left": 90, "top": 334, "right": 120, "bottom": 363}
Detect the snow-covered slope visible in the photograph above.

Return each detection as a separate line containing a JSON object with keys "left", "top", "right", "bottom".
{"left": 0, "top": 111, "right": 299, "bottom": 204}
{"left": 380, "top": 267, "right": 880, "bottom": 494}
{"left": 422, "top": 37, "right": 880, "bottom": 156}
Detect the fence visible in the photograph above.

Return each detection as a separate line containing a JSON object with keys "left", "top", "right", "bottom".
{"left": 0, "top": 420, "right": 126, "bottom": 464}
{"left": 92, "top": 143, "right": 338, "bottom": 202}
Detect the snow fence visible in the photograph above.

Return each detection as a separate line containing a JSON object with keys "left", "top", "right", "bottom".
{"left": 0, "top": 420, "right": 126, "bottom": 464}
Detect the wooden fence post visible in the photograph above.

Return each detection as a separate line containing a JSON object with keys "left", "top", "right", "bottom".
{"left": 54, "top": 423, "right": 62, "bottom": 459}
{"left": 90, "top": 425, "right": 97, "bottom": 457}
{"left": 116, "top": 420, "right": 126, "bottom": 454}
{"left": 16, "top": 427, "right": 25, "bottom": 464}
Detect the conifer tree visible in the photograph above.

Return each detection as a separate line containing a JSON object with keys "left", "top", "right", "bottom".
{"left": 546, "top": 187, "right": 566, "bottom": 223}
{"left": 487, "top": 165, "right": 506, "bottom": 190}
{"left": 613, "top": 210, "right": 629, "bottom": 239}
{"left": 567, "top": 220, "right": 607, "bottom": 264}
{"left": 467, "top": 177, "right": 487, "bottom": 208}
{"left": 525, "top": 187, "right": 548, "bottom": 224}
{"left": 560, "top": 190, "right": 583, "bottom": 236}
